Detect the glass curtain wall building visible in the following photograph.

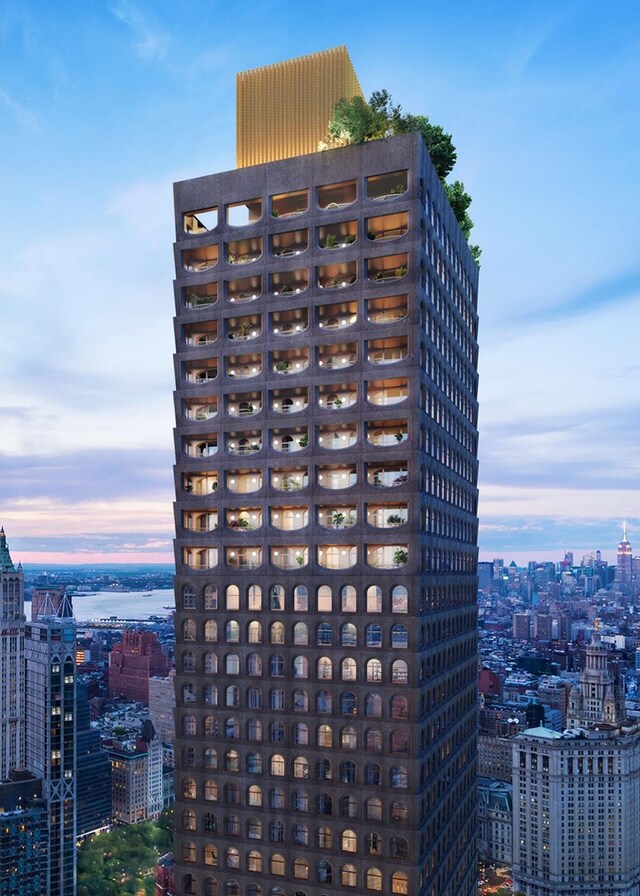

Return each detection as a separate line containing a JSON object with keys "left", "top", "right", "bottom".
{"left": 171, "top": 55, "right": 480, "bottom": 896}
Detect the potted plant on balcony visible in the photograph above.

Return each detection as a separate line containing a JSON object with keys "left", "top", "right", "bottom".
{"left": 387, "top": 514, "right": 404, "bottom": 526}
{"left": 282, "top": 474, "right": 299, "bottom": 491}
{"left": 330, "top": 397, "right": 343, "bottom": 409}
{"left": 394, "top": 265, "right": 408, "bottom": 277}
{"left": 280, "top": 284, "right": 293, "bottom": 294}
{"left": 332, "top": 511, "right": 345, "bottom": 529}
{"left": 344, "top": 234, "right": 356, "bottom": 244}
{"left": 324, "top": 233, "right": 338, "bottom": 249}
{"left": 236, "top": 518, "right": 250, "bottom": 529}
{"left": 390, "top": 183, "right": 405, "bottom": 194}
{"left": 393, "top": 548, "right": 408, "bottom": 566}
{"left": 395, "top": 431, "right": 405, "bottom": 442}
{"left": 296, "top": 553, "right": 305, "bottom": 566}
{"left": 275, "top": 361, "right": 289, "bottom": 372}
{"left": 298, "top": 434, "right": 308, "bottom": 448}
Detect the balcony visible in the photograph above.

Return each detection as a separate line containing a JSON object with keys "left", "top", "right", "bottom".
{"left": 317, "top": 506, "right": 357, "bottom": 530}
{"left": 367, "top": 337, "right": 408, "bottom": 366}
{"left": 317, "top": 342, "right": 357, "bottom": 371}
{"left": 226, "top": 237, "right": 263, "bottom": 265}
{"left": 226, "top": 353, "right": 263, "bottom": 380}
{"left": 317, "top": 261, "right": 357, "bottom": 290}
{"left": 225, "top": 471, "right": 262, "bottom": 494}
{"left": 270, "top": 227, "right": 309, "bottom": 257}
{"left": 183, "top": 473, "right": 218, "bottom": 495}
{"left": 271, "top": 269, "right": 309, "bottom": 297}
{"left": 367, "top": 254, "right": 409, "bottom": 283}
{"left": 183, "top": 363, "right": 217, "bottom": 385}
{"left": 183, "top": 321, "right": 218, "bottom": 346}
{"left": 270, "top": 387, "right": 308, "bottom": 415}
{"left": 366, "top": 378, "right": 408, "bottom": 406}
{"left": 272, "top": 349, "right": 310, "bottom": 376}
{"left": 367, "top": 211, "right": 409, "bottom": 242}
{"left": 184, "top": 283, "right": 218, "bottom": 309}
{"left": 317, "top": 465, "right": 357, "bottom": 490}
{"left": 317, "top": 545, "right": 357, "bottom": 570}
{"left": 366, "top": 170, "right": 408, "bottom": 201}
{"left": 183, "top": 399, "right": 218, "bottom": 421}
{"left": 270, "top": 507, "right": 309, "bottom": 531}
{"left": 366, "top": 421, "right": 408, "bottom": 447}
{"left": 183, "top": 511, "right": 218, "bottom": 532}
{"left": 227, "top": 393, "right": 262, "bottom": 418}
{"left": 318, "top": 221, "right": 357, "bottom": 250}
{"left": 367, "top": 295, "right": 408, "bottom": 325}
{"left": 184, "top": 438, "right": 218, "bottom": 458}
{"left": 226, "top": 547, "right": 262, "bottom": 569}
{"left": 227, "top": 432, "right": 262, "bottom": 456}
{"left": 270, "top": 308, "right": 309, "bottom": 336}
{"left": 270, "top": 468, "right": 309, "bottom": 492}
{"left": 183, "top": 547, "right": 218, "bottom": 570}
{"left": 271, "top": 190, "right": 308, "bottom": 220}
{"left": 366, "top": 545, "right": 409, "bottom": 568}
{"left": 183, "top": 245, "right": 218, "bottom": 272}
{"left": 271, "top": 546, "right": 309, "bottom": 570}
{"left": 226, "top": 275, "right": 262, "bottom": 304}
{"left": 271, "top": 429, "right": 308, "bottom": 453}
{"left": 317, "top": 385, "right": 357, "bottom": 411}
{"left": 183, "top": 207, "right": 218, "bottom": 235}
{"left": 317, "top": 426, "right": 357, "bottom": 451}
{"left": 226, "top": 509, "right": 263, "bottom": 531}
{"left": 366, "top": 504, "right": 408, "bottom": 528}
{"left": 368, "top": 465, "right": 408, "bottom": 488}
{"left": 226, "top": 198, "right": 262, "bottom": 227}
{"left": 226, "top": 315, "right": 262, "bottom": 342}
{"left": 317, "top": 301, "right": 357, "bottom": 331}
{"left": 318, "top": 180, "right": 357, "bottom": 210}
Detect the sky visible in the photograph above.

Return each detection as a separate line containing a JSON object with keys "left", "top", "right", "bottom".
{"left": 1, "top": 0, "right": 638, "bottom": 566}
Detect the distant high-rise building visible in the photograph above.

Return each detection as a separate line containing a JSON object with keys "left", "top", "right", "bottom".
{"left": 108, "top": 721, "right": 164, "bottom": 824}
{"left": 513, "top": 629, "right": 640, "bottom": 896}
{"left": 149, "top": 671, "right": 177, "bottom": 743}
{"left": 513, "top": 612, "right": 531, "bottom": 640}
{"left": 171, "top": 48, "right": 480, "bottom": 896}
{"left": 0, "top": 528, "right": 25, "bottom": 777}
{"left": 30, "top": 585, "right": 65, "bottom": 622}
{"left": 75, "top": 680, "right": 112, "bottom": 837}
{"left": 25, "top": 594, "right": 77, "bottom": 896}
{"left": 616, "top": 523, "right": 633, "bottom": 588}
{"left": 109, "top": 630, "right": 169, "bottom": 703}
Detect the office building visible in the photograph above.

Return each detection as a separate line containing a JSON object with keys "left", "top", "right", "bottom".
{"left": 0, "top": 528, "right": 25, "bottom": 777}
{"left": 616, "top": 523, "right": 633, "bottom": 589}
{"left": 513, "top": 630, "right": 640, "bottom": 895}
{"left": 109, "top": 721, "right": 164, "bottom": 824}
{"left": 30, "top": 585, "right": 65, "bottom": 622}
{"left": 171, "top": 48, "right": 480, "bottom": 896}
{"left": 25, "top": 595, "right": 77, "bottom": 896}
{"left": 75, "top": 680, "right": 112, "bottom": 837}
{"left": 109, "top": 630, "right": 169, "bottom": 704}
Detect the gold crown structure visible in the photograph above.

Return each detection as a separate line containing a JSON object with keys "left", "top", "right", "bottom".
{"left": 236, "top": 45, "right": 362, "bottom": 168}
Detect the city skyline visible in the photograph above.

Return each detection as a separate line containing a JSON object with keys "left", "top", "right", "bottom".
{"left": 1, "top": 0, "right": 639, "bottom": 563}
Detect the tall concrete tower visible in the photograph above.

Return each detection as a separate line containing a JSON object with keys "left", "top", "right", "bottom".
{"left": 0, "top": 527, "right": 25, "bottom": 777}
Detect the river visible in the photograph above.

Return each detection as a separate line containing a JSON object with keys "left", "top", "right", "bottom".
{"left": 63, "top": 589, "right": 175, "bottom": 622}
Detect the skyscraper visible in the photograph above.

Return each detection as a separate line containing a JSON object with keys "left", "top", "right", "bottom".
{"left": 616, "top": 523, "right": 633, "bottom": 589}
{"left": 0, "top": 528, "right": 25, "bottom": 778}
{"left": 25, "top": 594, "right": 77, "bottom": 896}
{"left": 172, "top": 49, "right": 480, "bottom": 896}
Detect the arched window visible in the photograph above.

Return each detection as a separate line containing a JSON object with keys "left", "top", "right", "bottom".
{"left": 247, "top": 850, "right": 263, "bottom": 873}
{"left": 204, "top": 780, "right": 218, "bottom": 801}
{"left": 270, "top": 754, "right": 285, "bottom": 776}
{"left": 225, "top": 654, "right": 240, "bottom": 675}
{"left": 182, "top": 619, "right": 196, "bottom": 641}
{"left": 318, "top": 723, "right": 333, "bottom": 747}
{"left": 293, "top": 722, "right": 309, "bottom": 744}
{"left": 316, "top": 690, "right": 332, "bottom": 713}
{"left": 318, "top": 826, "right": 333, "bottom": 849}
{"left": 316, "top": 622, "right": 333, "bottom": 645}
{"left": 248, "top": 583, "right": 262, "bottom": 609}
{"left": 225, "top": 685, "right": 240, "bottom": 707}
{"left": 365, "top": 763, "right": 381, "bottom": 785}
{"left": 247, "top": 653, "right": 262, "bottom": 675}
{"left": 225, "top": 847, "right": 240, "bottom": 868}
{"left": 270, "top": 854, "right": 285, "bottom": 876}
{"left": 225, "top": 717, "right": 239, "bottom": 739}
{"left": 204, "top": 845, "right": 218, "bottom": 866}
{"left": 247, "top": 719, "right": 263, "bottom": 741}
{"left": 247, "top": 817, "right": 262, "bottom": 840}
{"left": 391, "top": 836, "right": 409, "bottom": 859}
{"left": 225, "top": 749, "right": 240, "bottom": 772}
{"left": 270, "top": 721, "right": 285, "bottom": 743}
{"left": 390, "top": 695, "right": 408, "bottom": 719}
{"left": 341, "top": 658, "right": 357, "bottom": 681}
{"left": 291, "top": 687, "right": 307, "bottom": 711}
{"left": 293, "top": 655, "right": 309, "bottom": 678}
{"left": 270, "top": 655, "right": 285, "bottom": 676}
{"left": 182, "top": 584, "right": 196, "bottom": 608}
{"left": 270, "top": 819, "right": 285, "bottom": 840}
{"left": 183, "top": 746, "right": 195, "bottom": 767}
{"left": 317, "top": 860, "right": 333, "bottom": 883}
{"left": 204, "top": 684, "right": 217, "bottom": 705}
{"left": 366, "top": 658, "right": 382, "bottom": 682}
{"left": 203, "top": 748, "right": 217, "bottom": 769}
{"left": 317, "top": 584, "right": 332, "bottom": 611}
{"left": 204, "top": 811, "right": 217, "bottom": 832}
{"left": 182, "top": 651, "right": 196, "bottom": 673}
{"left": 316, "top": 758, "right": 332, "bottom": 780}
{"left": 392, "top": 659, "right": 408, "bottom": 684}
{"left": 182, "top": 716, "right": 196, "bottom": 736}
{"left": 225, "top": 785, "right": 239, "bottom": 805}
{"left": 366, "top": 728, "right": 383, "bottom": 752}
{"left": 204, "top": 584, "right": 218, "bottom": 609}
{"left": 317, "top": 792, "right": 333, "bottom": 815}
{"left": 391, "top": 584, "right": 408, "bottom": 613}
{"left": 340, "top": 623, "right": 357, "bottom": 646}
{"left": 341, "top": 584, "right": 357, "bottom": 611}
{"left": 366, "top": 867, "right": 383, "bottom": 891}
{"left": 247, "top": 687, "right": 262, "bottom": 710}
{"left": 391, "top": 766, "right": 408, "bottom": 788}
{"left": 365, "top": 624, "right": 382, "bottom": 647}
{"left": 341, "top": 830, "right": 357, "bottom": 852}
{"left": 183, "top": 682, "right": 197, "bottom": 703}
{"left": 182, "top": 809, "right": 196, "bottom": 830}
{"left": 317, "top": 656, "right": 333, "bottom": 680}
{"left": 225, "top": 883, "right": 239, "bottom": 896}
{"left": 204, "top": 879, "right": 218, "bottom": 896}
{"left": 392, "top": 871, "right": 409, "bottom": 894}
{"left": 248, "top": 620, "right": 262, "bottom": 643}
{"left": 292, "top": 788, "right": 309, "bottom": 812}
{"left": 270, "top": 584, "right": 285, "bottom": 610}
{"left": 341, "top": 863, "right": 357, "bottom": 887}
{"left": 224, "top": 813, "right": 240, "bottom": 833}
{"left": 293, "top": 584, "right": 308, "bottom": 611}
{"left": 366, "top": 797, "right": 383, "bottom": 820}
{"left": 340, "top": 794, "right": 357, "bottom": 817}
{"left": 182, "top": 840, "right": 196, "bottom": 862}
{"left": 225, "top": 584, "right": 240, "bottom": 609}
{"left": 293, "top": 857, "right": 309, "bottom": 879}
{"left": 204, "top": 651, "right": 217, "bottom": 673}
{"left": 341, "top": 725, "right": 357, "bottom": 749}
{"left": 247, "top": 754, "right": 263, "bottom": 775}
{"left": 391, "top": 801, "right": 409, "bottom": 823}
{"left": 183, "top": 873, "right": 196, "bottom": 895}
{"left": 293, "top": 621, "right": 308, "bottom": 644}
{"left": 365, "top": 693, "right": 382, "bottom": 717}
{"left": 366, "top": 832, "right": 382, "bottom": 855}
{"left": 391, "top": 624, "right": 408, "bottom": 648}
{"left": 341, "top": 691, "right": 357, "bottom": 715}
{"left": 366, "top": 584, "right": 382, "bottom": 612}
{"left": 204, "top": 619, "right": 217, "bottom": 642}
{"left": 340, "top": 760, "right": 357, "bottom": 784}
{"left": 270, "top": 621, "right": 285, "bottom": 644}
{"left": 204, "top": 716, "right": 216, "bottom": 737}
{"left": 293, "top": 823, "right": 309, "bottom": 846}
{"left": 270, "top": 688, "right": 285, "bottom": 710}
{"left": 293, "top": 756, "right": 309, "bottom": 778}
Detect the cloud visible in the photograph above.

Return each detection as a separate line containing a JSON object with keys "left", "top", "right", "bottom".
{"left": 514, "top": 268, "right": 640, "bottom": 325}
{"left": 110, "top": 1, "right": 169, "bottom": 60}
{"left": 0, "top": 86, "right": 40, "bottom": 133}
{"left": 478, "top": 515, "right": 638, "bottom": 561}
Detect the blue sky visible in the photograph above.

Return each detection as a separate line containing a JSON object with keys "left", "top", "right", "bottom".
{"left": 1, "top": 0, "right": 638, "bottom": 564}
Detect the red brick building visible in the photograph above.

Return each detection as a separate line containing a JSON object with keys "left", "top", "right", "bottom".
{"left": 108, "top": 630, "right": 168, "bottom": 703}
